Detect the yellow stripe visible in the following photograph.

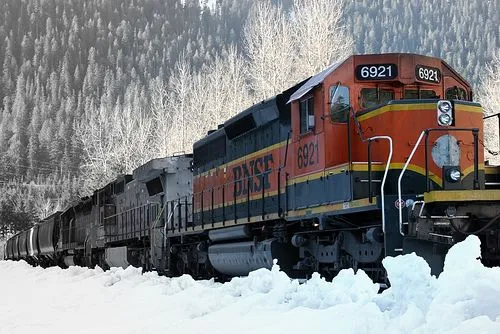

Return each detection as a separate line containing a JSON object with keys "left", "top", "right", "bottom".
{"left": 454, "top": 104, "right": 482, "bottom": 113}
{"left": 462, "top": 164, "right": 485, "bottom": 177}
{"left": 325, "top": 163, "right": 349, "bottom": 174}
{"left": 351, "top": 163, "right": 387, "bottom": 172}
{"left": 167, "top": 212, "right": 281, "bottom": 235}
{"left": 287, "top": 197, "right": 377, "bottom": 217}
{"left": 182, "top": 198, "right": 378, "bottom": 236}
{"left": 290, "top": 170, "right": 324, "bottom": 184}
{"left": 485, "top": 166, "right": 500, "bottom": 175}
{"left": 356, "top": 102, "right": 482, "bottom": 122}
{"left": 290, "top": 164, "right": 349, "bottom": 184}
{"left": 357, "top": 103, "right": 436, "bottom": 121}
{"left": 195, "top": 189, "right": 281, "bottom": 212}
{"left": 424, "top": 189, "right": 500, "bottom": 202}
{"left": 352, "top": 162, "right": 442, "bottom": 185}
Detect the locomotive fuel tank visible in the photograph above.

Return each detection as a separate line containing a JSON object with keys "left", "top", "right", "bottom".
{"left": 208, "top": 238, "right": 298, "bottom": 276}
{"left": 104, "top": 246, "right": 143, "bottom": 268}
{"left": 208, "top": 225, "right": 251, "bottom": 243}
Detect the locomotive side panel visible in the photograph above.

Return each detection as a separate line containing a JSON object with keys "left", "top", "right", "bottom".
{"left": 192, "top": 83, "right": 302, "bottom": 229}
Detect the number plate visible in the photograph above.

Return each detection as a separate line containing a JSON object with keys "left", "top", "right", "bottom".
{"left": 415, "top": 65, "right": 441, "bottom": 83}
{"left": 355, "top": 64, "right": 398, "bottom": 81}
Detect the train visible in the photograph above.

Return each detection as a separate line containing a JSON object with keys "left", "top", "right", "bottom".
{"left": 4, "top": 53, "right": 500, "bottom": 283}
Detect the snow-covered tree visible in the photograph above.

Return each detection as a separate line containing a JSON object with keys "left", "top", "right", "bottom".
{"left": 243, "top": 1, "right": 296, "bottom": 101}
{"left": 243, "top": 0, "right": 353, "bottom": 101}
{"left": 291, "top": 0, "right": 353, "bottom": 78}
{"left": 479, "top": 49, "right": 500, "bottom": 164}
{"left": 479, "top": 50, "right": 500, "bottom": 115}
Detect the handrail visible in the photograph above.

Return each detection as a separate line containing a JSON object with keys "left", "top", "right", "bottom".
{"left": 104, "top": 202, "right": 156, "bottom": 220}
{"left": 164, "top": 202, "right": 179, "bottom": 242}
{"left": 398, "top": 130, "right": 426, "bottom": 235}
{"left": 367, "top": 136, "right": 393, "bottom": 233}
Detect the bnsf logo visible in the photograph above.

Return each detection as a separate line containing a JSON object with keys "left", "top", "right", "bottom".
{"left": 233, "top": 154, "right": 274, "bottom": 196}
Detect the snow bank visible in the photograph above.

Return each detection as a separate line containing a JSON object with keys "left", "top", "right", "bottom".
{"left": 1, "top": 236, "right": 500, "bottom": 333}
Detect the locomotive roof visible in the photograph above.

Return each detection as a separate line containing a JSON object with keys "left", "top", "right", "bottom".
{"left": 223, "top": 80, "right": 306, "bottom": 131}
{"left": 194, "top": 79, "right": 306, "bottom": 150}
{"left": 133, "top": 155, "right": 192, "bottom": 183}
{"left": 288, "top": 53, "right": 471, "bottom": 104}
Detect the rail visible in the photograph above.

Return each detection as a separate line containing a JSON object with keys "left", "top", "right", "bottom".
{"left": 164, "top": 201, "right": 179, "bottom": 239}
{"left": 103, "top": 202, "right": 160, "bottom": 242}
{"left": 397, "top": 128, "right": 479, "bottom": 235}
{"left": 192, "top": 173, "right": 271, "bottom": 228}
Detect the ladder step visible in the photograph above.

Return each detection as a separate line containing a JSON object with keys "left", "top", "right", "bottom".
{"left": 429, "top": 232, "right": 453, "bottom": 239}
{"left": 433, "top": 222, "right": 450, "bottom": 226}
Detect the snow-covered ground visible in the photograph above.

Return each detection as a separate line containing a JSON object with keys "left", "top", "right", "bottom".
{"left": 1, "top": 236, "right": 500, "bottom": 334}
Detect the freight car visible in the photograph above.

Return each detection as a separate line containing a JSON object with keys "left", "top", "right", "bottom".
{"left": 5, "top": 53, "right": 500, "bottom": 283}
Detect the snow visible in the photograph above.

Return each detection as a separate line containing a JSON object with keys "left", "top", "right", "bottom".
{"left": 1, "top": 236, "right": 500, "bottom": 333}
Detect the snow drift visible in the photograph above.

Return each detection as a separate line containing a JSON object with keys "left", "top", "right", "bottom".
{"left": 1, "top": 236, "right": 500, "bottom": 334}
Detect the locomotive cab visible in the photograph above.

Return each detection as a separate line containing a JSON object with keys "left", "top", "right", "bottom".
{"left": 286, "top": 53, "right": 500, "bottom": 277}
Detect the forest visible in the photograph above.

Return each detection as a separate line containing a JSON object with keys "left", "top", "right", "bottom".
{"left": 0, "top": 0, "right": 499, "bottom": 236}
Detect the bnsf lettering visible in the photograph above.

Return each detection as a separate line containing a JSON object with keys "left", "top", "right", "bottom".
{"left": 233, "top": 154, "right": 274, "bottom": 196}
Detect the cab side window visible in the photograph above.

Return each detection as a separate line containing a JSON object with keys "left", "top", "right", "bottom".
{"left": 446, "top": 86, "right": 468, "bottom": 100}
{"left": 330, "top": 86, "right": 350, "bottom": 123}
{"left": 299, "top": 96, "right": 314, "bottom": 134}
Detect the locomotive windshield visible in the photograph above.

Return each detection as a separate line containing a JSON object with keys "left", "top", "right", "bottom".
{"left": 403, "top": 89, "right": 438, "bottom": 99}
{"left": 446, "top": 86, "right": 468, "bottom": 100}
{"left": 360, "top": 88, "right": 394, "bottom": 109}
{"left": 330, "top": 85, "right": 350, "bottom": 123}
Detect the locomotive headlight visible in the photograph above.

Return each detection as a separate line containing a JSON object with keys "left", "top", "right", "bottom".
{"left": 448, "top": 168, "right": 461, "bottom": 182}
{"left": 438, "top": 113, "right": 452, "bottom": 125}
{"left": 437, "top": 100, "right": 454, "bottom": 126}
{"left": 438, "top": 101, "right": 452, "bottom": 113}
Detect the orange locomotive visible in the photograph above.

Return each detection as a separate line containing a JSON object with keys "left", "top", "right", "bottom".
{"left": 173, "top": 53, "right": 500, "bottom": 281}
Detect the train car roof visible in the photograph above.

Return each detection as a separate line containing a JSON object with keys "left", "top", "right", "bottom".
{"left": 61, "top": 196, "right": 92, "bottom": 215}
{"left": 193, "top": 126, "right": 225, "bottom": 151}
{"left": 40, "top": 211, "right": 62, "bottom": 222}
{"left": 224, "top": 79, "right": 309, "bottom": 131}
{"left": 133, "top": 155, "right": 193, "bottom": 182}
